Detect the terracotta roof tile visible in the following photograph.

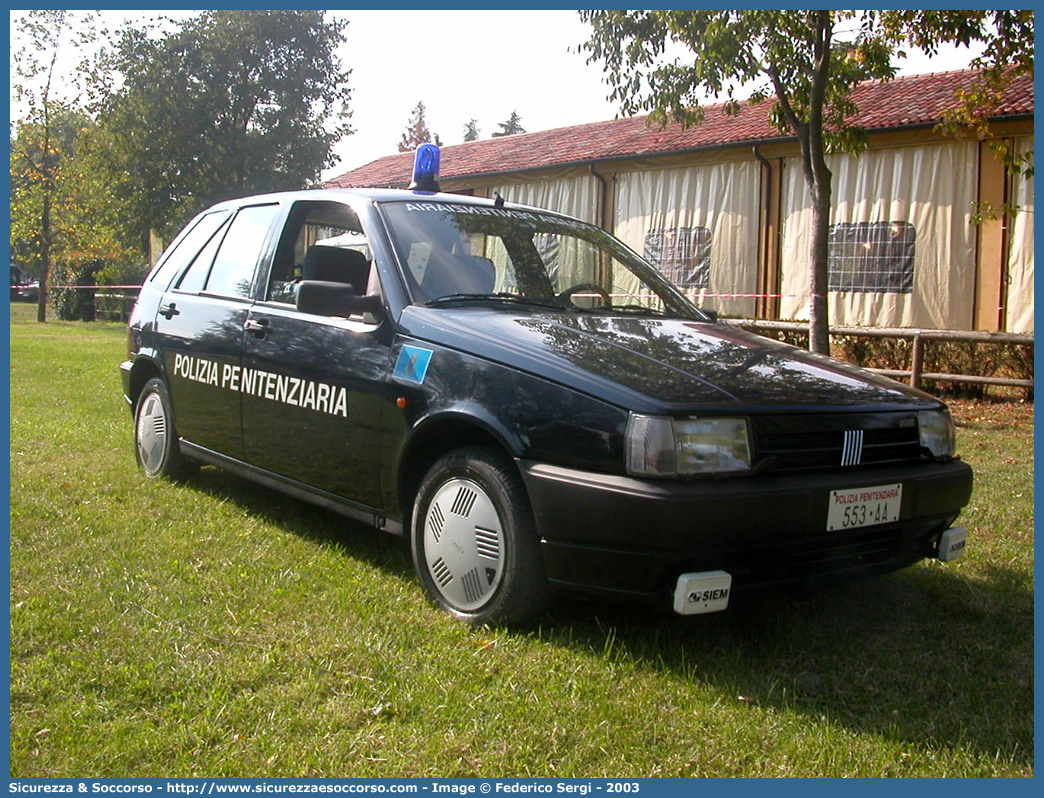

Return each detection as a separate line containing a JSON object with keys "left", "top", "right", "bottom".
{"left": 324, "top": 70, "right": 1033, "bottom": 189}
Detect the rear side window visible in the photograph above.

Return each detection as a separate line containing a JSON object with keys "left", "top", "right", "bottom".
{"left": 204, "top": 204, "right": 280, "bottom": 299}
{"left": 149, "top": 211, "right": 231, "bottom": 290}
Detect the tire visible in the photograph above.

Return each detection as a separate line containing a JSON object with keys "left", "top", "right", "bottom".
{"left": 411, "top": 446, "right": 550, "bottom": 626}
{"left": 134, "top": 378, "right": 199, "bottom": 480}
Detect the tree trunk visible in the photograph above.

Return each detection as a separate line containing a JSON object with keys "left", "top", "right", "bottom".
{"left": 37, "top": 192, "right": 50, "bottom": 323}
{"left": 807, "top": 174, "right": 832, "bottom": 355}
{"left": 804, "top": 9, "right": 833, "bottom": 355}
{"left": 765, "top": 11, "right": 835, "bottom": 355}
{"left": 794, "top": 142, "right": 834, "bottom": 356}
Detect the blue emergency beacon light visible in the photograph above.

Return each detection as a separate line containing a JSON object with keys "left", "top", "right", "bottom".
{"left": 409, "top": 143, "right": 441, "bottom": 193}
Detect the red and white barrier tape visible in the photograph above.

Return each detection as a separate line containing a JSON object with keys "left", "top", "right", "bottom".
{"left": 18, "top": 286, "right": 828, "bottom": 298}
{"left": 15, "top": 284, "right": 144, "bottom": 290}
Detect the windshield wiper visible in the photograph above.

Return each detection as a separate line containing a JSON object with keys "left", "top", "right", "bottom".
{"left": 583, "top": 303, "right": 670, "bottom": 317}
{"left": 425, "top": 292, "right": 567, "bottom": 310}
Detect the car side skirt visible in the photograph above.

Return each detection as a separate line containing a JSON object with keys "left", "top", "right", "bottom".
{"left": 180, "top": 440, "right": 403, "bottom": 536}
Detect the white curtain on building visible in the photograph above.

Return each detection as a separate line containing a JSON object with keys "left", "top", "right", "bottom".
{"left": 779, "top": 140, "right": 978, "bottom": 329}
{"left": 490, "top": 174, "right": 600, "bottom": 224}
{"left": 613, "top": 161, "right": 761, "bottom": 317}
{"left": 487, "top": 175, "right": 601, "bottom": 291}
{"left": 1006, "top": 136, "right": 1034, "bottom": 333}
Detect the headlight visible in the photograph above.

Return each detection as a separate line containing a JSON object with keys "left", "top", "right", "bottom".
{"left": 626, "top": 414, "right": 751, "bottom": 477}
{"left": 918, "top": 409, "right": 957, "bottom": 458}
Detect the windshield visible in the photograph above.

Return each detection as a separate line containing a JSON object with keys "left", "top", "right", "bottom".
{"left": 379, "top": 201, "right": 707, "bottom": 319}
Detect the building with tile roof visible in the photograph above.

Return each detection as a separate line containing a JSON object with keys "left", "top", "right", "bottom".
{"left": 326, "top": 71, "right": 1034, "bottom": 333}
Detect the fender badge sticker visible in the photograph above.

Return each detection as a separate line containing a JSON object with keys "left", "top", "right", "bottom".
{"left": 393, "top": 345, "right": 433, "bottom": 384}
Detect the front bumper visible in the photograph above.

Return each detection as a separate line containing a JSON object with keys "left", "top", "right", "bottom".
{"left": 119, "top": 360, "right": 135, "bottom": 412}
{"left": 519, "top": 459, "right": 973, "bottom": 604}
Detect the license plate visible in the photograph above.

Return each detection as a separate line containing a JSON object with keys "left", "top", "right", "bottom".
{"left": 827, "top": 483, "right": 902, "bottom": 531}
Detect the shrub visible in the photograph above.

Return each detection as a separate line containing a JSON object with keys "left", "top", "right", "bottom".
{"left": 49, "top": 260, "right": 102, "bottom": 321}
{"left": 831, "top": 335, "right": 1033, "bottom": 400}
{"left": 737, "top": 323, "right": 1033, "bottom": 400}
{"left": 94, "top": 259, "right": 148, "bottom": 322}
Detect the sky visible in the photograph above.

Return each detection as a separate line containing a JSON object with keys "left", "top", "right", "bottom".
{"left": 332, "top": 10, "right": 622, "bottom": 179}
{"left": 325, "top": 10, "right": 987, "bottom": 181}
{"left": 10, "top": 10, "right": 989, "bottom": 183}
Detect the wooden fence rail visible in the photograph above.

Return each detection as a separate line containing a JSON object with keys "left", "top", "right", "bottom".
{"left": 44, "top": 287, "right": 1035, "bottom": 391}
{"left": 726, "top": 319, "right": 1034, "bottom": 390}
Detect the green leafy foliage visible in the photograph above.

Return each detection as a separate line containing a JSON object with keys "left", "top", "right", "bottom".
{"left": 579, "top": 10, "right": 1034, "bottom": 351}
{"left": 492, "top": 110, "right": 526, "bottom": 137}
{"left": 877, "top": 11, "right": 1033, "bottom": 137}
{"left": 877, "top": 10, "right": 1034, "bottom": 202}
{"left": 10, "top": 111, "right": 139, "bottom": 316}
{"left": 10, "top": 10, "right": 353, "bottom": 313}
{"left": 579, "top": 11, "right": 897, "bottom": 355}
{"left": 91, "top": 10, "right": 352, "bottom": 244}
{"left": 10, "top": 110, "right": 82, "bottom": 273}
{"left": 398, "top": 101, "right": 440, "bottom": 152}
{"left": 580, "top": 11, "right": 894, "bottom": 148}
{"left": 10, "top": 10, "right": 105, "bottom": 321}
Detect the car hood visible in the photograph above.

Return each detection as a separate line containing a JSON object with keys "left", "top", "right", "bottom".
{"left": 399, "top": 306, "right": 940, "bottom": 413}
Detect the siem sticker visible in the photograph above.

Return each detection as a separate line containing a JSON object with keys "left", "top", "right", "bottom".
{"left": 393, "top": 345, "right": 433, "bottom": 385}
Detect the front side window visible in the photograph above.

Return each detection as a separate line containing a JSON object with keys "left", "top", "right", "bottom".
{"left": 643, "top": 227, "right": 712, "bottom": 291}
{"left": 266, "top": 201, "right": 372, "bottom": 305}
{"left": 828, "top": 221, "right": 916, "bottom": 293}
{"left": 379, "top": 201, "right": 705, "bottom": 319}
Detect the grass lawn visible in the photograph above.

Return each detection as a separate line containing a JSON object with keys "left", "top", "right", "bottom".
{"left": 8, "top": 303, "right": 1034, "bottom": 777}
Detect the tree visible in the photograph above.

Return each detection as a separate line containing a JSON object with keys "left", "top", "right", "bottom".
{"left": 463, "top": 118, "right": 481, "bottom": 141}
{"left": 878, "top": 11, "right": 1034, "bottom": 179}
{"left": 11, "top": 111, "right": 141, "bottom": 320}
{"left": 492, "top": 110, "right": 526, "bottom": 137}
{"left": 93, "top": 10, "right": 352, "bottom": 247}
{"left": 399, "top": 101, "right": 441, "bottom": 152}
{"left": 580, "top": 11, "right": 899, "bottom": 354}
{"left": 11, "top": 10, "right": 100, "bottom": 321}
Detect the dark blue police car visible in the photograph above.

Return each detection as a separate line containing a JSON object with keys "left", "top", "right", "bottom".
{"left": 121, "top": 146, "right": 972, "bottom": 625}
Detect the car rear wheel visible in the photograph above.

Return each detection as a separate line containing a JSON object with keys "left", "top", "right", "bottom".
{"left": 134, "top": 378, "right": 199, "bottom": 480}
{"left": 411, "top": 446, "right": 550, "bottom": 626}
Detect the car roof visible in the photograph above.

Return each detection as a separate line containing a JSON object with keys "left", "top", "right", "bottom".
{"left": 202, "top": 187, "right": 573, "bottom": 218}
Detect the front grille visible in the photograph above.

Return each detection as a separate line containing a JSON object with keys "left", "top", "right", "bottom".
{"left": 751, "top": 413, "right": 921, "bottom": 473}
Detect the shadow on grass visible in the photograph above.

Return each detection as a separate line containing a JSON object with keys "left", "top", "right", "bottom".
{"left": 189, "top": 466, "right": 416, "bottom": 581}
{"left": 538, "top": 566, "right": 1033, "bottom": 768}
{"left": 186, "top": 465, "right": 1032, "bottom": 768}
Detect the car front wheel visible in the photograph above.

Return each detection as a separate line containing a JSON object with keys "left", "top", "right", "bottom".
{"left": 134, "top": 377, "right": 199, "bottom": 480}
{"left": 411, "top": 446, "right": 550, "bottom": 626}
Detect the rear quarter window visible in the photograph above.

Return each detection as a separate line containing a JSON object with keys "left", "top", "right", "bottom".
{"left": 149, "top": 210, "right": 231, "bottom": 290}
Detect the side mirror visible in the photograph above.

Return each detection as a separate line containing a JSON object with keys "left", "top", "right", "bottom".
{"left": 296, "top": 280, "right": 384, "bottom": 321}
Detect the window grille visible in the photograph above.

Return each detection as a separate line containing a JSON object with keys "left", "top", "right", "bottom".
{"left": 643, "top": 227, "right": 711, "bottom": 290}
{"left": 828, "top": 222, "right": 915, "bottom": 293}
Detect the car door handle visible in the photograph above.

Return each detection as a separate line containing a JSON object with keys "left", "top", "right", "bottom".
{"left": 244, "top": 318, "right": 269, "bottom": 338}
{"left": 158, "top": 302, "right": 180, "bottom": 319}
